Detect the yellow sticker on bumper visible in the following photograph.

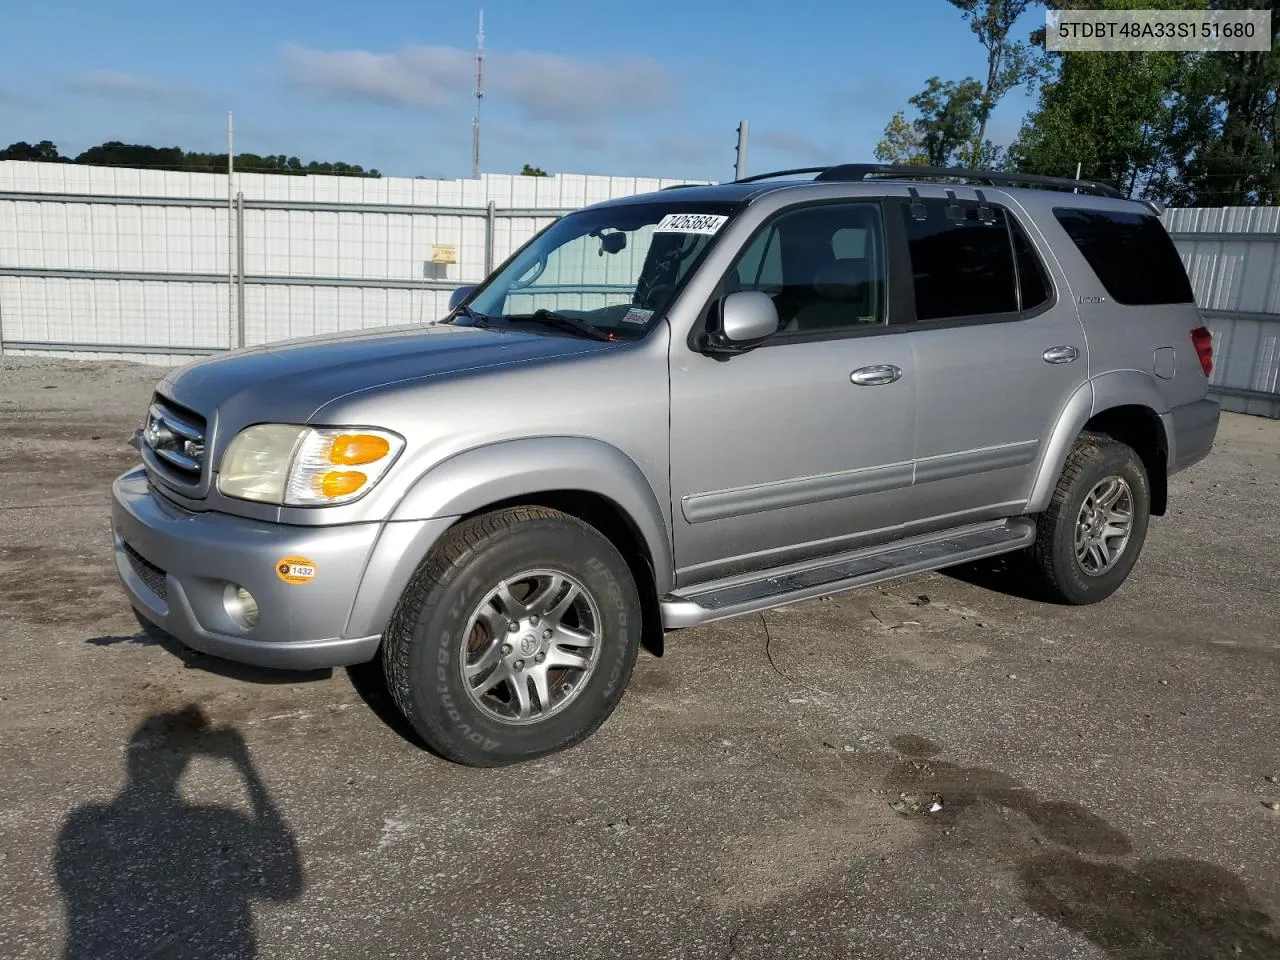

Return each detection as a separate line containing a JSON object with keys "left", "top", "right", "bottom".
{"left": 275, "top": 556, "right": 317, "bottom": 584}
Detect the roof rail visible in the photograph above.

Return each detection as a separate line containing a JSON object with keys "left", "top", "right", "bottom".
{"left": 734, "top": 166, "right": 830, "bottom": 184}
{"left": 660, "top": 182, "right": 703, "bottom": 190}
{"left": 733, "top": 163, "right": 1126, "bottom": 200}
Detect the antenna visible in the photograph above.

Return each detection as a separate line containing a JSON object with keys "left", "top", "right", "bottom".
{"left": 471, "top": 7, "right": 485, "bottom": 179}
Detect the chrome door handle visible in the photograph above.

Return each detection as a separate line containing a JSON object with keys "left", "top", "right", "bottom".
{"left": 850, "top": 364, "right": 903, "bottom": 386}
{"left": 1043, "top": 345, "right": 1080, "bottom": 364}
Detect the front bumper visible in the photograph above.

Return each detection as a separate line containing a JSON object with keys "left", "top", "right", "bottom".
{"left": 111, "top": 468, "right": 451, "bottom": 670}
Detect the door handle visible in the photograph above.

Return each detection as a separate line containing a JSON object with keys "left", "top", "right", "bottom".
{"left": 1043, "top": 345, "right": 1080, "bottom": 364}
{"left": 850, "top": 364, "right": 903, "bottom": 386}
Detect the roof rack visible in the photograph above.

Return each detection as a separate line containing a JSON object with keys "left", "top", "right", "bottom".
{"left": 733, "top": 163, "right": 1126, "bottom": 200}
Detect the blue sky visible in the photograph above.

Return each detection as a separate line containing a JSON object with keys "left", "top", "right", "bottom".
{"left": 0, "top": 0, "right": 1045, "bottom": 182}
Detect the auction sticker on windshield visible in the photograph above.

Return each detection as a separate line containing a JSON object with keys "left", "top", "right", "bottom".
{"left": 655, "top": 213, "right": 728, "bottom": 235}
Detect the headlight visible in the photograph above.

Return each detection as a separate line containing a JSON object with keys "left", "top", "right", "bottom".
{"left": 217, "top": 425, "right": 404, "bottom": 506}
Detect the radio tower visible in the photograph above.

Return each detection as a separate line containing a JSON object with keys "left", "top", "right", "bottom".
{"left": 471, "top": 7, "right": 485, "bottom": 179}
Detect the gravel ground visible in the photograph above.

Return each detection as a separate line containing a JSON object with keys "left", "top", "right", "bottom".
{"left": 1, "top": 356, "right": 1278, "bottom": 959}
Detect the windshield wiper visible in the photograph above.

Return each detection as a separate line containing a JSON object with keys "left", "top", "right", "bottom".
{"left": 502, "top": 309, "right": 613, "bottom": 342}
{"left": 446, "top": 304, "right": 489, "bottom": 327}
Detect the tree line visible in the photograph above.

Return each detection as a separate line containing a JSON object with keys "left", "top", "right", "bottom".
{"left": 0, "top": 140, "right": 558, "bottom": 180}
{"left": 875, "top": 0, "right": 1279, "bottom": 205}
{"left": 0, "top": 140, "right": 382, "bottom": 178}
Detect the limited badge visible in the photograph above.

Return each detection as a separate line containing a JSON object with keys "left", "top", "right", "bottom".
{"left": 275, "top": 556, "right": 317, "bottom": 584}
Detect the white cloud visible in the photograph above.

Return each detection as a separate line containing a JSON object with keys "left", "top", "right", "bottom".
{"left": 493, "top": 51, "right": 671, "bottom": 123}
{"left": 71, "top": 70, "right": 169, "bottom": 100}
{"left": 280, "top": 43, "right": 673, "bottom": 126}
{"left": 281, "top": 43, "right": 471, "bottom": 110}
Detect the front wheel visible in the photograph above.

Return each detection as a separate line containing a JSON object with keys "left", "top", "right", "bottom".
{"left": 1028, "top": 434, "right": 1151, "bottom": 605}
{"left": 382, "top": 506, "right": 642, "bottom": 766}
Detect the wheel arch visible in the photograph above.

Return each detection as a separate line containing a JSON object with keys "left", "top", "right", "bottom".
{"left": 388, "top": 437, "right": 673, "bottom": 656}
{"left": 1029, "top": 374, "right": 1170, "bottom": 516}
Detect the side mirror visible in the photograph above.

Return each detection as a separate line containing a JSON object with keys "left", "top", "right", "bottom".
{"left": 716, "top": 291, "right": 779, "bottom": 347}
{"left": 447, "top": 285, "right": 475, "bottom": 312}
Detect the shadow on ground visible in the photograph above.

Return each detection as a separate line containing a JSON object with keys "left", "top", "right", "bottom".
{"left": 89, "top": 611, "right": 332, "bottom": 685}
{"left": 941, "top": 554, "right": 1047, "bottom": 603}
{"left": 55, "top": 705, "right": 302, "bottom": 959}
{"left": 882, "top": 735, "right": 1280, "bottom": 959}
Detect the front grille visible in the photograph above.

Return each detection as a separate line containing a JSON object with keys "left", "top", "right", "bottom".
{"left": 123, "top": 543, "right": 168, "bottom": 600}
{"left": 143, "top": 393, "right": 207, "bottom": 490}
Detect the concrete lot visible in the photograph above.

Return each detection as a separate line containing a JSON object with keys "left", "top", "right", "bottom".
{"left": 1, "top": 356, "right": 1278, "bottom": 959}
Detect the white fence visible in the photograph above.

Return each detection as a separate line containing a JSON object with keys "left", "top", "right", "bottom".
{"left": 1166, "top": 207, "right": 1280, "bottom": 419}
{"left": 1, "top": 161, "right": 1277, "bottom": 417}
{"left": 0, "top": 161, "right": 704, "bottom": 364}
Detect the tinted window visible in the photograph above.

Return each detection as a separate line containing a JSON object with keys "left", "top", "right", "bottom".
{"left": 1011, "top": 217, "right": 1051, "bottom": 311}
{"left": 729, "top": 203, "right": 887, "bottom": 334}
{"left": 900, "top": 199, "right": 1018, "bottom": 321}
{"left": 734, "top": 225, "right": 783, "bottom": 294}
{"left": 1053, "top": 207, "right": 1194, "bottom": 305}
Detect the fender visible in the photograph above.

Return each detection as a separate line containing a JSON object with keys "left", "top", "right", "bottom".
{"left": 1027, "top": 371, "right": 1170, "bottom": 514}
{"left": 1027, "top": 381, "right": 1095, "bottom": 514}
{"left": 389, "top": 436, "right": 675, "bottom": 593}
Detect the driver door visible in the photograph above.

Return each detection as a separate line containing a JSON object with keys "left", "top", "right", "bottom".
{"left": 668, "top": 200, "right": 918, "bottom": 585}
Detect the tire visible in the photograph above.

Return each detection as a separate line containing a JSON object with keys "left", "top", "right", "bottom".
{"left": 382, "top": 506, "right": 642, "bottom": 766}
{"left": 1028, "top": 434, "right": 1151, "bottom": 605}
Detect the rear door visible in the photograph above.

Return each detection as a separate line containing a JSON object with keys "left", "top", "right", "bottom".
{"left": 896, "top": 192, "right": 1088, "bottom": 531}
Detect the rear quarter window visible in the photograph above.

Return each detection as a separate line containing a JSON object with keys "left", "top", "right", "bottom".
{"left": 1053, "top": 207, "right": 1194, "bottom": 306}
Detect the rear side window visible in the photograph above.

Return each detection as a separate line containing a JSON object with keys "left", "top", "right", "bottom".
{"left": 1053, "top": 207, "right": 1194, "bottom": 305}
{"left": 1011, "top": 218, "right": 1052, "bottom": 312}
{"left": 900, "top": 198, "right": 1018, "bottom": 321}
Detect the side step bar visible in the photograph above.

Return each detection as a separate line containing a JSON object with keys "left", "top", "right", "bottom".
{"left": 660, "top": 519, "right": 1036, "bottom": 629}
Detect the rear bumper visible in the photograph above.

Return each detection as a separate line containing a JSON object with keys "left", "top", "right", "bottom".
{"left": 1165, "top": 398, "right": 1220, "bottom": 475}
{"left": 111, "top": 467, "right": 454, "bottom": 670}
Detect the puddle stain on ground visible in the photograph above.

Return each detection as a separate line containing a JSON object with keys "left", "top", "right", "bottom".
{"left": 712, "top": 734, "right": 1279, "bottom": 959}
{"left": 1, "top": 544, "right": 122, "bottom": 626}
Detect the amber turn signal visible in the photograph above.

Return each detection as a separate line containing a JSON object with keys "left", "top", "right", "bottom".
{"left": 328, "top": 433, "right": 391, "bottom": 465}
{"left": 318, "top": 470, "right": 367, "bottom": 498}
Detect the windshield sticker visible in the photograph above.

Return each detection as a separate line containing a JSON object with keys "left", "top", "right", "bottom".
{"left": 621, "top": 307, "right": 654, "bottom": 325}
{"left": 655, "top": 213, "right": 728, "bottom": 235}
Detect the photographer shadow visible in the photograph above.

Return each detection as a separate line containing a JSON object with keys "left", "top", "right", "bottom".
{"left": 54, "top": 705, "right": 302, "bottom": 960}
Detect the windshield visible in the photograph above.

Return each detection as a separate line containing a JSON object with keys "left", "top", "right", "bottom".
{"left": 463, "top": 200, "right": 739, "bottom": 339}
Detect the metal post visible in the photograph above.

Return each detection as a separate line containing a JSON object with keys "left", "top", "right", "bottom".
{"left": 735, "top": 121, "right": 750, "bottom": 181}
{"left": 484, "top": 200, "right": 496, "bottom": 277}
{"left": 227, "top": 111, "right": 235, "bottom": 348}
{"left": 235, "top": 191, "right": 245, "bottom": 349}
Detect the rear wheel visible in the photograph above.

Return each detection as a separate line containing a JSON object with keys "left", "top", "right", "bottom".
{"left": 1028, "top": 434, "right": 1151, "bottom": 605}
{"left": 382, "top": 506, "right": 641, "bottom": 766}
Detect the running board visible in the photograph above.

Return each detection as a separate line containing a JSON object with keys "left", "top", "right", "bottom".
{"left": 660, "top": 519, "right": 1036, "bottom": 629}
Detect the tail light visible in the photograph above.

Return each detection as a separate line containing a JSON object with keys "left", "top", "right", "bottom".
{"left": 1191, "top": 326, "right": 1214, "bottom": 377}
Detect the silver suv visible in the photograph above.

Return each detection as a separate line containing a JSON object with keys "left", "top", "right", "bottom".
{"left": 112, "top": 164, "right": 1220, "bottom": 766}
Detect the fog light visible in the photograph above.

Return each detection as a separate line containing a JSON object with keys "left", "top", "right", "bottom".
{"left": 222, "top": 583, "right": 259, "bottom": 629}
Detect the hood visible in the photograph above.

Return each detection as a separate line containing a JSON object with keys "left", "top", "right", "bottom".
{"left": 160, "top": 322, "right": 613, "bottom": 429}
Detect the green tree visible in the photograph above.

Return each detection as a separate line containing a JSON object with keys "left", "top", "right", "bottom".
{"left": 1012, "top": 0, "right": 1205, "bottom": 198}
{"left": 1163, "top": 0, "right": 1279, "bottom": 205}
{"left": 1010, "top": 46, "right": 1181, "bottom": 196}
{"left": 2, "top": 139, "right": 380, "bottom": 178}
{"left": 875, "top": 112, "right": 929, "bottom": 165}
{"left": 520, "top": 164, "right": 550, "bottom": 177}
{"left": 1, "top": 140, "right": 68, "bottom": 162}
{"left": 947, "top": 1, "right": 1041, "bottom": 161}
{"left": 876, "top": 77, "right": 988, "bottom": 167}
